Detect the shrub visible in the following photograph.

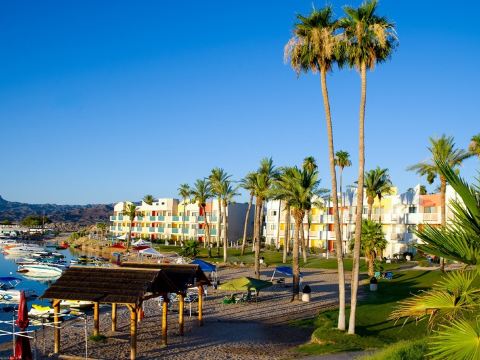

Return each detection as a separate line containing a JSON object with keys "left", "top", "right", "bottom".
{"left": 362, "top": 339, "right": 428, "bottom": 360}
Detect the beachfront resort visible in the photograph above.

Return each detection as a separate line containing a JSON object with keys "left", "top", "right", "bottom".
{"left": 1, "top": 0, "right": 479, "bottom": 359}
{"left": 110, "top": 183, "right": 458, "bottom": 259}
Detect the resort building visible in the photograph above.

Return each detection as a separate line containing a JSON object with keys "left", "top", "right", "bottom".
{"left": 110, "top": 198, "right": 253, "bottom": 244}
{"left": 264, "top": 184, "right": 459, "bottom": 257}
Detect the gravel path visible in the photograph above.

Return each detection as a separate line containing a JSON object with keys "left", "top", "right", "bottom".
{"left": 2, "top": 266, "right": 347, "bottom": 360}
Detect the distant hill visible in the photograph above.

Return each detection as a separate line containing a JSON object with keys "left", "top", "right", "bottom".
{"left": 0, "top": 195, "right": 113, "bottom": 225}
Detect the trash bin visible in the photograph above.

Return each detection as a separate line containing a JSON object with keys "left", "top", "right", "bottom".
{"left": 302, "top": 285, "right": 311, "bottom": 302}
{"left": 370, "top": 277, "right": 378, "bottom": 292}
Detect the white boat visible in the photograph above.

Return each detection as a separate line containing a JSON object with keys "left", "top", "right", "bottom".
{"left": 5, "top": 244, "right": 44, "bottom": 255}
{"left": 0, "top": 239, "right": 18, "bottom": 247}
{"left": 60, "top": 300, "right": 94, "bottom": 309}
{"left": 0, "top": 276, "right": 36, "bottom": 303}
{"left": 17, "top": 264, "right": 63, "bottom": 278}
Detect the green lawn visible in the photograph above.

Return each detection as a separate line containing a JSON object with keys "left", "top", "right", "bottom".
{"left": 153, "top": 244, "right": 401, "bottom": 271}
{"left": 295, "top": 270, "right": 443, "bottom": 356}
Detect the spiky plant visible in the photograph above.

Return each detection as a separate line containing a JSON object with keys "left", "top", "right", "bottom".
{"left": 391, "top": 160, "right": 480, "bottom": 359}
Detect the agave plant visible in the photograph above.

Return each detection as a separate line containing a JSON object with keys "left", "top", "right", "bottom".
{"left": 390, "top": 159, "right": 480, "bottom": 359}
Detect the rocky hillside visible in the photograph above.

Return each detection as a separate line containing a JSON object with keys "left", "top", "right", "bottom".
{"left": 0, "top": 196, "right": 113, "bottom": 225}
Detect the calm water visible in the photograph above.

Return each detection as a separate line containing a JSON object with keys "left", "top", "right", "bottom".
{"left": 0, "top": 246, "right": 81, "bottom": 343}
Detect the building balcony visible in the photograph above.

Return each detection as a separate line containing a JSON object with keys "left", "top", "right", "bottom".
{"left": 149, "top": 227, "right": 155, "bottom": 233}
{"left": 172, "top": 228, "right": 179, "bottom": 234}
{"left": 198, "top": 229, "right": 205, "bottom": 235}
{"left": 197, "top": 216, "right": 205, "bottom": 222}
{"left": 156, "top": 227, "right": 164, "bottom": 233}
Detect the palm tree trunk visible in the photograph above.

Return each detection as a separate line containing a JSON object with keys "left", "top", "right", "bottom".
{"left": 349, "top": 61, "right": 367, "bottom": 335}
{"left": 203, "top": 206, "right": 212, "bottom": 257}
{"left": 217, "top": 197, "right": 222, "bottom": 252}
{"left": 300, "top": 219, "right": 307, "bottom": 264}
{"left": 368, "top": 199, "right": 373, "bottom": 221}
{"left": 182, "top": 201, "right": 186, "bottom": 246}
{"left": 283, "top": 204, "right": 289, "bottom": 264}
{"left": 339, "top": 167, "right": 344, "bottom": 241}
{"left": 320, "top": 68, "right": 346, "bottom": 331}
{"left": 291, "top": 215, "right": 301, "bottom": 301}
{"left": 368, "top": 253, "right": 375, "bottom": 277}
{"left": 254, "top": 199, "right": 262, "bottom": 279}
{"left": 241, "top": 194, "right": 253, "bottom": 256}
{"left": 276, "top": 200, "right": 282, "bottom": 250}
{"left": 440, "top": 175, "right": 447, "bottom": 271}
{"left": 127, "top": 220, "right": 132, "bottom": 250}
{"left": 223, "top": 201, "right": 228, "bottom": 263}
{"left": 306, "top": 209, "right": 311, "bottom": 251}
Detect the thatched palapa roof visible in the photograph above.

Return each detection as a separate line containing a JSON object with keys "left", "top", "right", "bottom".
{"left": 42, "top": 267, "right": 177, "bottom": 304}
{"left": 42, "top": 264, "right": 210, "bottom": 304}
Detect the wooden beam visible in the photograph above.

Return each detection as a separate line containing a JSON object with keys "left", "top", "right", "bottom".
{"left": 53, "top": 300, "right": 60, "bottom": 354}
{"left": 162, "top": 297, "right": 168, "bottom": 346}
{"left": 198, "top": 285, "right": 204, "bottom": 326}
{"left": 111, "top": 303, "right": 117, "bottom": 332}
{"left": 93, "top": 302, "right": 100, "bottom": 336}
{"left": 178, "top": 293, "right": 184, "bottom": 336}
{"left": 130, "top": 305, "right": 137, "bottom": 360}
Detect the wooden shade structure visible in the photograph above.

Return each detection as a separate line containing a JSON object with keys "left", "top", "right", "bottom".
{"left": 42, "top": 264, "right": 210, "bottom": 360}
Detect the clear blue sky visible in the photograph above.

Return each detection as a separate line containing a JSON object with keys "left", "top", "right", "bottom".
{"left": 1, "top": 0, "right": 478, "bottom": 205}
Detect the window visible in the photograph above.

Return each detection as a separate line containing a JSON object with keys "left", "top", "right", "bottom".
{"left": 270, "top": 224, "right": 276, "bottom": 230}
{"left": 408, "top": 206, "right": 417, "bottom": 214}
{"left": 424, "top": 206, "right": 436, "bottom": 214}
{"left": 271, "top": 210, "right": 277, "bottom": 216}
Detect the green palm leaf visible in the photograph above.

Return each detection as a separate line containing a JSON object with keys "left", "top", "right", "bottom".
{"left": 428, "top": 319, "right": 480, "bottom": 360}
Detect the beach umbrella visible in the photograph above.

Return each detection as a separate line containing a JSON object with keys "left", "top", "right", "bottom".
{"left": 218, "top": 277, "right": 272, "bottom": 292}
{"left": 13, "top": 291, "right": 32, "bottom": 360}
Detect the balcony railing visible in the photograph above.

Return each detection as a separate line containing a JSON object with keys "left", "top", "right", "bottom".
{"left": 197, "top": 216, "right": 205, "bottom": 222}
{"left": 149, "top": 227, "right": 155, "bottom": 233}
{"left": 156, "top": 227, "right": 164, "bottom": 233}
{"left": 198, "top": 229, "right": 205, "bottom": 235}
{"left": 172, "top": 228, "right": 179, "bottom": 234}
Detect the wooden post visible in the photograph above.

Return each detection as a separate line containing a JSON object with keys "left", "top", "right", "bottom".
{"left": 162, "top": 297, "right": 168, "bottom": 346}
{"left": 130, "top": 305, "right": 138, "bottom": 360}
{"left": 178, "top": 293, "right": 184, "bottom": 336}
{"left": 53, "top": 300, "right": 60, "bottom": 354}
{"left": 198, "top": 285, "right": 204, "bottom": 326}
{"left": 111, "top": 303, "right": 117, "bottom": 332}
{"left": 93, "top": 302, "right": 100, "bottom": 336}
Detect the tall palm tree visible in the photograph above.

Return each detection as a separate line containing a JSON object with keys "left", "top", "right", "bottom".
{"left": 339, "top": 0, "right": 397, "bottom": 334}
{"left": 335, "top": 150, "right": 351, "bottom": 239}
{"left": 121, "top": 202, "right": 137, "bottom": 250}
{"left": 143, "top": 194, "right": 154, "bottom": 205}
{"left": 391, "top": 160, "right": 480, "bottom": 359}
{"left": 190, "top": 179, "right": 213, "bottom": 255}
{"left": 285, "top": 6, "right": 347, "bottom": 330}
{"left": 468, "top": 133, "right": 480, "bottom": 158}
{"left": 178, "top": 183, "right": 191, "bottom": 246}
{"left": 408, "top": 135, "right": 471, "bottom": 228}
{"left": 210, "top": 168, "right": 231, "bottom": 251}
{"left": 240, "top": 172, "right": 257, "bottom": 256}
{"left": 276, "top": 166, "right": 320, "bottom": 300}
{"left": 219, "top": 180, "right": 239, "bottom": 263}
{"left": 252, "top": 158, "right": 279, "bottom": 279}
{"left": 363, "top": 167, "right": 393, "bottom": 220}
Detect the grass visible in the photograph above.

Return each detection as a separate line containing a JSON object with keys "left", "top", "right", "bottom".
{"left": 295, "top": 270, "right": 444, "bottom": 356}
{"left": 359, "top": 339, "right": 428, "bottom": 360}
{"left": 153, "top": 244, "right": 402, "bottom": 271}
{"left": 89, "top": 334, "right": 107, "bottom": 342}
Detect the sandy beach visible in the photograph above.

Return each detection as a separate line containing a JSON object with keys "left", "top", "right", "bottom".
{"left": 6, "top": 266, "right": 345, "bottom": 360}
